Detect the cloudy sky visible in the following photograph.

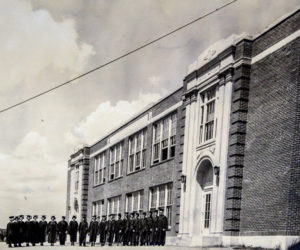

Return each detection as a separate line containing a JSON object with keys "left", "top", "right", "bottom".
{"left": 0, "top": 0, "right": 298, "bottom": 227}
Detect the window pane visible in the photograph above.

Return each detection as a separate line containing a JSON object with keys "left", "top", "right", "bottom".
{"left": 150, "top": 188, "right": 157, "bottom": 208}
{"left": 162, "top": 118, "right": 169, "bottom": 139}
{"left": 135, "top": 152, "right": 141, "bottom": 168}
{"left": 159, "top": 185, "right": 165, "bottom": 207}
{"left": 142, "top": 150, "right": 146, "bottom": 168}
{"left": 129, "top": 155, "right": 134, "bottom": 172}
{"left": 127, "top": 194, "right": 132, "bottom": 212}
{"left": 167, "top": 183, "right": 173, "bottom": 205}
{"left": 143, "top": 130, "right": 147, "bottom": 148}
{"left": 115, "top": 162, "right": 119, "bottom": 178}
{"left": 171, "top": 113, "right": 177, "bottom": 136}
{"left": 137, "top": 133, "right": 141, "bottom": 151}
{"left": 139, "top": 191, "right": 144, "bottom": 210}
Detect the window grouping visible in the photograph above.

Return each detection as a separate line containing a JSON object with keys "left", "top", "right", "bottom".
{"left": 107, "top": 195, "right": 121, "bottom": 215}
{"left": 199, "top": 87, "right": 216, "bottom": 144}
{"left": 109, "top": 142, "right": 124, "bottom": 181}
{"left": 149, "top": 183, "right": 173, "bottom": 228}
{"left": 74, "top": 170, "right": 79, "bottom": 191}
{"left": 128, "top": 129, "right": 147, "bottom": 173}
{"left": 125, "top": 190, "right": 144, "bottom": 213}
{"left": 92, "top": 200, "right": 104, "bottom": 217}
{"left": 152, "top": 113, "right": 177, "bottom": 164}
{"left": 94, "top": 152, "right": 106, "bottom": 186}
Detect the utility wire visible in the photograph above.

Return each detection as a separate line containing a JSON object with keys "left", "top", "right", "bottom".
{"left": 0, "top": 0, "right": 238, "bottom": 114}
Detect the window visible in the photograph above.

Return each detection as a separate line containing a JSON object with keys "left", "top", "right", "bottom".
{"left": 109, "top": 142, "right": 123, "bottom": 181}
{"left": 94, "top": 152, "right": 106, "bottom": 186}
{"left": 126, "top": 190, "right": 144, "bottom": 213}
{"left": 149, "top": 183, "right": 173, "bottom": 228}
{"left": 107, "top": 196, "right": 121, "bottom": 215}
{"left": 75, "top": 170, "right": 79, "bottom": 191}
{"left": 152, "top": 113, "right": 177, "bottom": 164}
{"left": 204, "top": 193, "right": 211, "bottom": 228}
{"left": 92, "top": 200, "right": 104, "bottom": 217}
{"left": 199, "top": 87, "right": 216, "bottom": 143}
{"left": 128, "top": 129, "right": 147, "bottom": 173}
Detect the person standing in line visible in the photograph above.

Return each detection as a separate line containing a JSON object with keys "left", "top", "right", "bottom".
{"left": 88, "top": 215, "right": 98, "bottom": 246}
{"left": 17, "top": 215, "right": 26, "bottom": 247}
{"left": 68, "top": 215, "right": 78, "bottom": 246}
{"left": 32, "top": 215, "right": 40, "bottom": 246}
{"left": 146, "top": 211, "right": 153, "bottom": 246}
{"left": 12, "top": 216, "right": 19, "bottom": 247}
{"left": 135, "top": 212, "right": 141, "bottom": 246}
{"left": 78, "top": 216, "right": 89, "bottom": 246}
{"left": 47, "top": 216, "right": 58, "bottom": 246}
{"left": 6, "top": 216, "right": 15, "bottom": 248}
{"left": 114, "top": 213, "right": 123, "bottom": 245}
{"left": 25, "top": 215, "right": 33, "bottom": 247}
{"left": 122, "top": 212, "right": 130, "bottom": 246}
{"left": 57, "top": 216, "right": 68, "bottom": 245}
{"left": 157, "top": 208, "right": 168, "bottom": 246}
{"left": 107, "top": 214, "right": 115, "bottom": 246}
{"left": 39, "top": 215, "right": 47, "bottom": 246}
{"left": 140, "top": 212, "right": 148, "bottom": 246}
{"left": 98, "top": 215, "right": 107, "bottom": 246}
{"left": 131, "top": 212, "right": 138, "bottom": 246}
{"left": 152, "top": 210, "right": 159, "bottom": 246}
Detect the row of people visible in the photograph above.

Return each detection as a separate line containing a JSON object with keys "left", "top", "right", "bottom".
{"left": 6, "top": 208, "right": 168, "bottom": 247}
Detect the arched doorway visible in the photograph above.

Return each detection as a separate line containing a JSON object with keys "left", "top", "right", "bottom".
{"left": 196, "top": 158, "right": 214, "bottom": 235}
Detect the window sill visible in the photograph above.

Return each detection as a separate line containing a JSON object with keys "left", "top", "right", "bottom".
{"left": 108, "top": 176, "right": 123, "bottom": 183}
{"left": 93, "top": 182, "right": 105, "bottom": 188}
{"left": 127, "top": 167, "right": 145, "bottom": 176}
{"left": 196, "top": 139, "right": 216, "bottom": 150}
{"left": 151, "top": 157, "right": 174, "bottom": 167}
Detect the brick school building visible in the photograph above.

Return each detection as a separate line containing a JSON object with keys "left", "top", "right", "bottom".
{"left": 66, "top": 8, "right": 300, "bottom": 249}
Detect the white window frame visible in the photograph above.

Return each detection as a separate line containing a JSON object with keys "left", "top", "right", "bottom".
{"left": 109, "top": 143, "right": 123, "bottom": 181}
{"left": 92, "top": 200, "right": 104, "bottom": 217}
{"left": 128, "top": 129, "right": 147, "bottom": 174}
{"left": 107, "top": 196, "right": 121, "bottom": 215}
{"left": 199, "top": 87, "right": 217, "bottom": 144}
{"left": 152, "top": 113, "right": 177, "bottom": 164}
{"left": 94, "top": 153, "right": 106, "bottom": 186}
{"left": 149, "top": 183, "right": 173, "bottom": 228}
{"left": 125, "top": 190, "right": 144, "bottom": 213}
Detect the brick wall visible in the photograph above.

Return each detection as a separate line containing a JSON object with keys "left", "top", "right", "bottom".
{"left": 239, "top": 37, "right": 299, "bottom": 235}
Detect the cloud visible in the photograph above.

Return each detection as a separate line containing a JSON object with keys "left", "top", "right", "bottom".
{"left": 148, "top": 76, "right": 162, "bottom": 86}
{"left": 66, "top": 92, "right": 162, "bottom": 146}
{"left": 0, "top": 131, "right": 67, "bottom": 226}
{"left": 0, "top": 0, "right": 94, "bottom": 103}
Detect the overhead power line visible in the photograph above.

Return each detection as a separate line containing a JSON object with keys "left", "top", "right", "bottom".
{"left": 0, "top": 0, "right": 238, "bottom": 114}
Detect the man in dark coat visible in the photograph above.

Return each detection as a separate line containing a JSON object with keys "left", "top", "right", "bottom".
{"left": 146, "top": 211, "right": 153, "bottom": 246}
{"left": 140, "top": 212, "right": 148, "bottom": 246}
{"left": 130, "top": 212, "right": 138, "bottom": 246}
{"left": 39, "top": 215, "right": 47, "bottom": 246}
{"left": 47, "top": 216, "right": 58, "bottom": 246}
{"left": 17, "top": 215, "right": 26, "bottom": 247}
{"left": 68, "top": 215, "right": 78, "bottom": 246}
{"left": 32, "top": 215, "right": 40, "bottom": 246}
{"left": 107, "top": 214, "right": 115, "bottom": 246}
{"left": 25, "top": 215, "right": 33, "bottom": 247}
{"left": 98, "top": 215, "right": 107, "bottom": 246}
{"left": 78, "top": 216, "right": 89, "bottom": 246}
{"left": 88, "top": 215, "right": 98, "bottom": 246}
{"left": 157, "top": 208, "right": 168, "bottom": 246}
{"left": 152, "top": 210, "right": 159, "bottom": 246}
{"left": 57, "top": 216, "right": 68, "bottom": 245}
{"left": 6, "top": 216, "right": 14, "bottom": 248}
{"left": 122, "top": 212, "right": 130, "bottom": 246}
{"left": 114, "top": 213, "right": 123, "bottom": 245}
{"left": 12, "top": 216, "right": 19, "bottom": 247}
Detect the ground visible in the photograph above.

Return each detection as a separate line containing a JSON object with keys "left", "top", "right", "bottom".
{"left": 0, "top": 242, "right": 243, "bottom": 250}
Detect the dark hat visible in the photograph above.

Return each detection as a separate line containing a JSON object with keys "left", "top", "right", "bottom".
{"left": 92, "top": 215, "right": 96, "bottom": 218}
{"left": 143, "top": 212, "right": 147, "bottom": 215}
{"left": 27, "top": 215, "right": 32, "bottom": 218}
{"left": 19, "top": 215, "right": 24, "bottom": 218}
{"left": 72, "top": 215, "right": 77, "bottom": 219}
{"left": 130, "top": 212, "right": 135, "bottom": 216}
{"left": 97, "top": 216, "right": 100, "bottom": 219}
{"left": 154, "top": 209, "right": 158, "bottom": 213}
{"left": 102, "top": 215, "right": 106, "bottom": 218}
{"left": 62, "top": 216, "right": 66, "bottom": 219}
{"left": 158, "top": 207, "right": 164, "bottom": 211}
{"left": 42, "top": 215, "right": 46, "bottom": 219}
{"left": 118, "top": 213, "right": 121, "bottom": 217}
{"left": 51, "top": 216, "right": 56, "bottom": 219}
{"left": 33, "top": 215, "right": 38, "bottom": 218}
{"left": 9, "top": 216, "right": 14, "bottom": 219}
{"left": 125, "top": 212, "right": 129, "bottom": 215}
{"left": 82, "top": 216, "right": 86, "bottom": 219}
